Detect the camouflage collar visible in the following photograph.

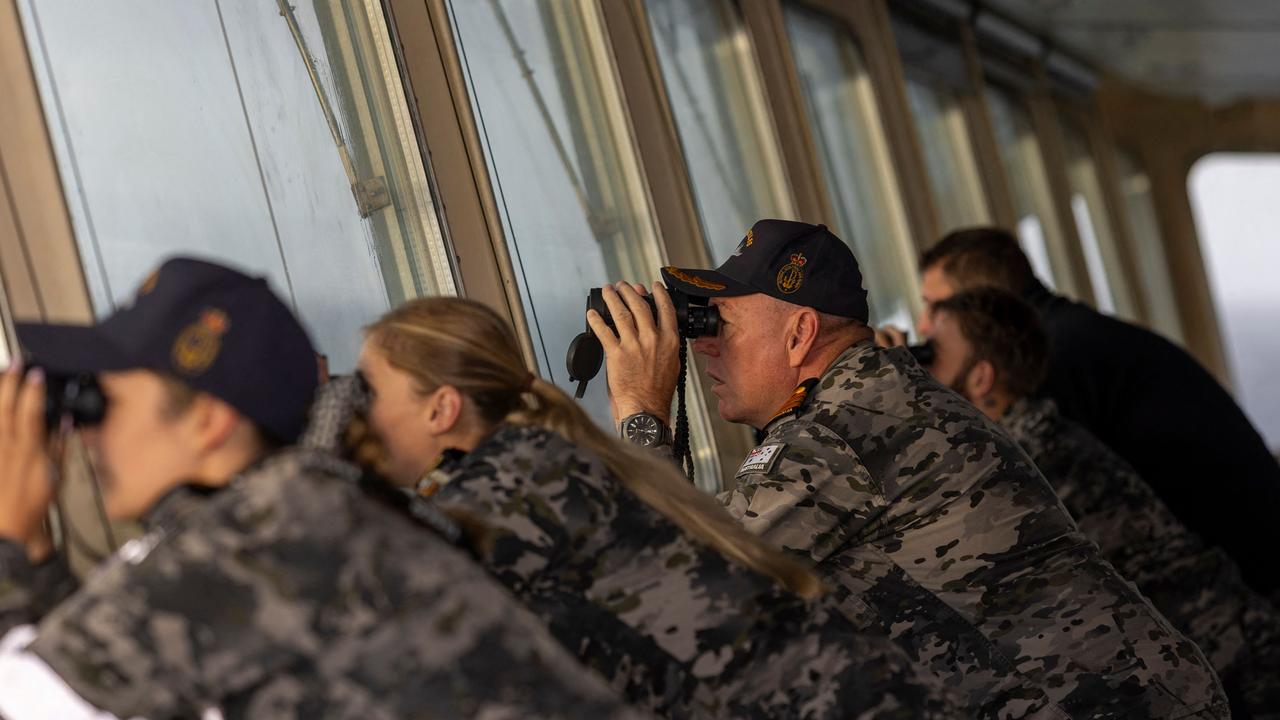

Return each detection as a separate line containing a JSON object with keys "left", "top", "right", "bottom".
{"left": 824, "top": 339, "right": 879, "bottom": 378}
{"left": 139, "top": 483, "right": 222, "bottom": 532}
{"left": 998, "top": 397, "right": 1058, "bottom": 442}
{"left": 137, "top": 451, "right": 283, "bottom": 531}
{"left": 416, "top": 448, "right": 468, "bottom": 497}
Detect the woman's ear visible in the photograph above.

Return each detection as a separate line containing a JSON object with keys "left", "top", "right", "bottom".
{"left": 423, "top": 385, "right": 465, "bottom": 435}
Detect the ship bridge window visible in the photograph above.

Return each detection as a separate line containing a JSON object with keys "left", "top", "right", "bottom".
{"left": 984, "top": 82, "right": 1077, "bottom": 297}
{"left": 447, "top": 0, "right": 723, "bottom": 487}
{"left": 785, "top": 4, "right": 918, "bottom": 331}
{"left": 1116, "top": 148, "right": 1184, "bottom": 343}
{"left": 892, "top": 14, "right": 990, "bottom": 232}
{"left": 645, "top": 0, "right": 796, "bottom": 262}
{"left": 14, "top": 0, "right": 456, "bottom": 372}
{"left": 1059, "top": 112, "right": 1138, "bottom": 319}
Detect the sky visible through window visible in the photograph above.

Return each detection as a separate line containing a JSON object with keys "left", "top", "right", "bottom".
{"left": 1189, "top": 153, "right": 1280, "bottom": 453}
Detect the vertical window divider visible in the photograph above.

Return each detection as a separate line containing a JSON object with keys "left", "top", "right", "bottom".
{"left": 1082, "top": 101, "right": 1152, "bottom": 323}
{"left": 847, "top": 0, "right": 942, "bottom": 253}
{"left": 1027, "top": 63, "right": 1096, "bottom": 304}
{"left": 599, "top": 0, "right": 713, "bottom": 271}
{"left": 740, "top": 0, "right": 834, "bottom": 226}
{"left": 958, "top": 22, "right": 1018, "bottom": 229}
{"left": 384, "top": 0, "right": 540, "bottom": 369}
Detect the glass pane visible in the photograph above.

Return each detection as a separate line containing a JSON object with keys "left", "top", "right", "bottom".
{"left": 646, "top": 0, "right": 795, "bottom": 262}
{"left": 448, "top": 0, "right": 723, "bottom": 488}
{"left": 984, "top": 84, "right": 1077, "bottom": 296}
{"left": 905, "top": 77, "right": 990, "bottom": 231}
{"left": 1060, "top": 115, "right": 1136, "bottom": 318}
{"left": 785, "top": 5, "right": 917, "bottom": 330}
{"left": 16, "top": 0, "right": 455, "bottom": 372}
{"left": 1117, "top": 148, "right": 1184, "bottom": 343}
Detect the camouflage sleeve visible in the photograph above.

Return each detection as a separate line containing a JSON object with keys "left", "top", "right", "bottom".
{"left": 721, "top": 420, "right": 882, "bottom": 564}
{"left": 23, "top": 500, "right": 326, "bottom": 717}
{"left": 0, "top": 540, "right": 77, "bottom": 636}
{"left": 433, "top": 470, "right": 562, "bottom": 587}
{"left": 23, "top": 525, "right": 298, "bottom": 712}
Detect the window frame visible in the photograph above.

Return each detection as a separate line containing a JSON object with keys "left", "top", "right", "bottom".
{"left": 392, "top": 0, "right": 756, "bottom": 484}
{"left": 639, "top": 0, "right": 800, "bottom": 262}
{"left": 779, "top": 0, "right": 923, "bottom": 327}
{"left": 887, "top": 6, "right": 999, "bottom": 235}
{"left": 1055, "top": 96, "right": 1145, "bottom": 319}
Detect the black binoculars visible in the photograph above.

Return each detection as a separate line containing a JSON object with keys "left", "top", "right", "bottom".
{"left": 39, "top": 369, "right": 107, "bottom": 432}
{"left": 584, "top": 287, "right": 720, "bottom": 340}
{"left": 907, "top": 341, "right": 935, "bottom": 366}
{"left": 567, "top": 287, "right": 720, "bottom": 398}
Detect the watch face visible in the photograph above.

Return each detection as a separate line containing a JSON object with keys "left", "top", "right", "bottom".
{"left": 625, "top": 414, "right": 661, "bottom": 446}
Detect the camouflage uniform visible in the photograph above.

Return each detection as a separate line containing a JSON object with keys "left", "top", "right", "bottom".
{"left": 0, "top": 544, "right": 77, "bottom": 635}
{"left": 721, "top": 341, "right": 1229, "bottom": 719}
{"left": 428, "top": 423, "right": 963, "bottom": 720}
{"left": 1002, "top": 397, "right": 1280, "bottom": 719}
{"left": 0, "top": 447, "right": 648, "bottom": 718}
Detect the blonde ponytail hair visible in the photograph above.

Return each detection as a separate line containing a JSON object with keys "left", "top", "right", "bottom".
{"left": 367, "top": 297, "right": 821, "bottom": 598}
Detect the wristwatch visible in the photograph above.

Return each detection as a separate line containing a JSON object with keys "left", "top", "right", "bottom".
{"left": 619, "top": 412, "right": 673, "bottom": 448}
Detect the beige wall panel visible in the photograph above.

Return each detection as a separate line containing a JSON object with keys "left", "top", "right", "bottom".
{"left": 0, "top": 181, "right": 43, "bottom": 318}
{"left": 0, "top": 0, "right": 90, "bottom": 323}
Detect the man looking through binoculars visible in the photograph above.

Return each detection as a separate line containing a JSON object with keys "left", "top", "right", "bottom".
{"left": 594, "top": 218, "right": 1227, "bottom": 719}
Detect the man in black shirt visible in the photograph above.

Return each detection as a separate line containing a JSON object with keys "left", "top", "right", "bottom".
{"left": 887, "top": 227, "right": 1280, "bottom": 599}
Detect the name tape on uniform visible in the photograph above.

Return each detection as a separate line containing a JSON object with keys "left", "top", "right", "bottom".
{"left": 736, "top": 443, "right": 785, "bottom": 477}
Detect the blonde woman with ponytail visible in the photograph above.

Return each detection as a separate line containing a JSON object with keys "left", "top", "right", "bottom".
{"left": 357, "top": 297, "right": 958, "bottom": 720}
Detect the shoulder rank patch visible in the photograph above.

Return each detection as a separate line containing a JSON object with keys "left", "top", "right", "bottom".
{"left": 737, "top": 443, "right": 784, "bottom": 477}
{"left": 766, "top": 377, "right": 819, "bottom": 427}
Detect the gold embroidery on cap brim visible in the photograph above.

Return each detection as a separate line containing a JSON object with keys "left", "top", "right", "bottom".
{"left": 664, "top": 266, "right": 727, "bottom": 291}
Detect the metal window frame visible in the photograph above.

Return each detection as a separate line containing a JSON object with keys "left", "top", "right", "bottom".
{"left": 5, "top": 0, "right": 1235, "bottom": 478}
{"left": 1055, "top": 95, "right": 1146, "bottom": 318}
{"left": 1072, "top": 98, "right": 1152, "bottom": 323}
{"left": 382, "top": 0, "right": 539, "bottom": 367}
{"left": 768, "top": 0, "right": 923, "bottom": 324}
{"left": 1110, "top": 141, "right": 1188, "bottom": 342}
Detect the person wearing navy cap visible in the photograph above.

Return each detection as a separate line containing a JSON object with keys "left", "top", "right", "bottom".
{"left": 0, "top": 255, "right": 318, "bottom": 528}
{"left": 594, "top": 219, "right": 1228, "bottom": 719}
{"left": 0, "top": 257, "right": 642, "bottom": 719}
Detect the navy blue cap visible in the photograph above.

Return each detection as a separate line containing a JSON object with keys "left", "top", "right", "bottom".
{"left": 16, "top": 257, "right": 318, "bottom": 442}
{"left": 661, "top": 219, "right": 870, "bottom": 322}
